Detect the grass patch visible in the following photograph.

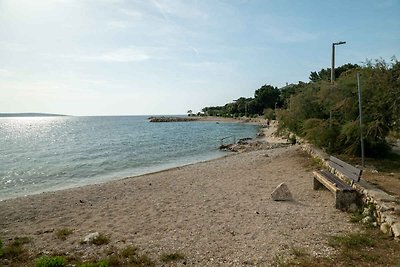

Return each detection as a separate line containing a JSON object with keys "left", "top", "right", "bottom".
{"left": 55, "top": 228, "right": 73, "bottom": 241}
{"left": 120, "top": 245, "right": 154, "bottom": 267}
{"left": 278, "top": 228, "right": 400, "bottom": 266}
{"left": 90, "top": 233, "right": 109, "bottom": 246}
{"left": 272, "top": 253, "right": 287, "bottom": 267}
{"left": 297, "top": 150, "right": 324, "bottom": 171}
{"left": 1, "top": 236, "right": 158, "bottom": 267}
{"left": 328, "top": 233, "right": 375, "bottom": 248}
{"left": 35, "top": 256, "right": 67, "bottom": 267}
{"left": 349, "top": 211, "right": 364, "bottom": 223}
{"left": 95, "top": 245, "right": 155, "bottom": 267}
{"left": 78, "top": 260, "right": 108, "bottom": 267}
{"left": 1, "top": 236, "right": 31, "bottom": 260}
{"left": 290, "top": 246, "right": 308, "bottom": 258}
{"left": 160, "top": 252, "right": 185, "bottom": 262}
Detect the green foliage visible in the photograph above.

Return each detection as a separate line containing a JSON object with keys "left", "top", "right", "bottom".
{"left": 329, "top": 233, "right": 375, "bottom": 248}
{"left": 55, "top": 228, "right": 73, "bottom": 241}
{"left": 202, "top": 84, "right": 279, "bottom": 117}
{"left": 160, "top": 252, "right": 185, "bottom": 262}
{"left": 263, "top": 108, "right": 275, "bottom": 120}
{"left": 79, "top": 260, "right": 109, "bottom": 267}
{"left": 309, "top": 63, "right": 359, "bottom": 82}
{"left": 117, "top": 245, "right": 155, "bottom": 266}
{"left": 279, "top": 59, "right": 398, "bottom": 156}
{"left": 1, "top": 236, "right": 31, "bottom": 260}
{"left": 302, "top": 118, "right": 339, "bottom": 151}
{"left": 90, "top": 234, "right": 109, "bottom": 246}
{"left": 35, "top": 256, "right": 66, "bottom": 267}
{"left": 202, "top": 58, "right": 399, "bottom": 157}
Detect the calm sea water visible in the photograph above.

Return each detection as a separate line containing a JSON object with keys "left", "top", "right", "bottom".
{"left": 0, "top": 116, "right": 258, "bottom": 200}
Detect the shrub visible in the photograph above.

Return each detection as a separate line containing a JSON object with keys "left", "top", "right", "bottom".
{"left": 55, "top": 228, "right": 73, "bottom": 241}
{"left": 160, "top": 252, "right": 185, "bottom": 262}
{"left": 2, "top": 236, "right": 31, "bottom": 259}
{"left": 263, "top": 108, "right": 276, "bottom": 120}
{"left": 35, "top": 256, "right": 66, "bottom": 267}
{"left": 90, "top": 234, "right": 109, "bottom": 246}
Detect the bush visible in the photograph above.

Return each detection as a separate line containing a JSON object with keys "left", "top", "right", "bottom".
{"left": 55, "top": 228, "right": 73, "bottom": 241}
{"left": 90, "top": 234, "right": 109, "bottom": 246}
{"left": 35, "top": 256, "right": 66, "bottom": 267}
{"left": 160, "top": 252, "right": 185, "bottom": 262}
{"left": 2, "top": 236, "right": 31, "bottom": 259}
{"left": 263, "top": 108, "right": 276, "bottom": 120}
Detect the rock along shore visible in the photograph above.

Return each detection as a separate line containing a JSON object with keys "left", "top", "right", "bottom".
{"left": 148, "top": 116, "right": 199, "bottom": 122}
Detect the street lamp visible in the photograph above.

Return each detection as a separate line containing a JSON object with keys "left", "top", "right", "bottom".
{"left": 331, "top": 41, "right": 346, "bottom": 84}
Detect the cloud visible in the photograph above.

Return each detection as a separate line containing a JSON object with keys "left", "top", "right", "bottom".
{"left": 119, "top": 8, "right": 143, "bottom": 18}
{"left": 106, "top": 20, "right": 129, "bottom": 30}
{"left": 264, "top": 26, "right": 317, "bottom": 43}
{"left": 150, "top": 0, "right": 208, "bottom": 20}
{"left": 0, "top": 41, "right": 28, "bottom": 52}
{"left": 0, "top": 69, "right": 15, "bottom": 77}
{"left": 61, "top": 48, "right": 151, "bottom": 62}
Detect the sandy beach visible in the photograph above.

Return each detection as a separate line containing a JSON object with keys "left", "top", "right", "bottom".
{"left": 0, "top": 122, "right": 357, "bottom": 266}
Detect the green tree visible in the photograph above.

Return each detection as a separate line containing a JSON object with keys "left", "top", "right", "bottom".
{"left": 254, "top": 85, "right": 280, "bottom": 115}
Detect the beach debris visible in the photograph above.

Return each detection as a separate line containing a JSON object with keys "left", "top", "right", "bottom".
{"left": 83, "top": 232, "right": 99, "bottom": 243}
{"left": 392, "top": 223, "right": 400, "bottom": 238}
{"left": 271, "top": 183, "right": 293, "bottom": 201}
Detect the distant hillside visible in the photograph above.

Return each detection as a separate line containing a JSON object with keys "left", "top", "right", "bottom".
{"left": 0, "top": 113, "right": 67, "bottom": 117}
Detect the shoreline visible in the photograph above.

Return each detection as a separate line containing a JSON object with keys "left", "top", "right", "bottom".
{"left": 0, "top": 144, "right": 357, "bottom": 265}
{"left": 0, "top": 116, "right": 264, "bottom": 202}
{"left": 0, "top": 120, "right": 358, "bottom": 265}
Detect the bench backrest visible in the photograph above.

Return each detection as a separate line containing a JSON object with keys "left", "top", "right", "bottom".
{"left": 328, "top": 156, "right": 362, "bottom": 182}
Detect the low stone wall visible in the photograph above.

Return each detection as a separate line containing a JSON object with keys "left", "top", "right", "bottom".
{"left": 300, "top": 142, "right": 400, "bottom": 239}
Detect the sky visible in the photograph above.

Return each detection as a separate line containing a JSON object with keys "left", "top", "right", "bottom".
{"left": 0, "top": 0, "right": 399, "bottom": 116}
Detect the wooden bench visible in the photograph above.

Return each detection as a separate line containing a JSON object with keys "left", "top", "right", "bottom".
{"left": 313, "top": 156, "right": 362, "bottom": 211}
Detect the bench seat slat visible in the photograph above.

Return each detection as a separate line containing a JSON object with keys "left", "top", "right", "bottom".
{"left": 328, "top": 161, "right": 359, "bottom": 182}
{"left": 329, "top": 156, "right": 362, "bottom": 182}
{"left": 314, "top": 170, "right": 354, "bottom": 191}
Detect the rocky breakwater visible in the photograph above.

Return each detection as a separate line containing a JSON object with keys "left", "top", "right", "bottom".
{"left": 220, "top": 138, "right": 290, "bottom": 153}
{"left": 148, "top": 116, "right": 199, "bottom": 122}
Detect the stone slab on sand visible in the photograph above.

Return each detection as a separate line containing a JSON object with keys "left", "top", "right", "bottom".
{"left": 0, "top": 146, "right": 356, "bottom": 266}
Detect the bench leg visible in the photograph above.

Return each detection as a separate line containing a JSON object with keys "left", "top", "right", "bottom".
{"left": 335, "top": 191, "right": 357, "bottom": 211}
{"left": 313, "top": 177, "right": 324, "bottom": 190}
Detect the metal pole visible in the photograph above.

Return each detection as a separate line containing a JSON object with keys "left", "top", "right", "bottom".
{"left": 357, "top": 72, "right": 365, "bottom": 167}
{"left": 331, "top": 41, "right": 346, "bottom": 85}
{"left": 331, "top": 43, "right": 335, "bottom": 84}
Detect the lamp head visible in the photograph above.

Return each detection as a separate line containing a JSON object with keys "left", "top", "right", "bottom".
{"left": 333, "top": 41, "right": 346, "bottom": 45}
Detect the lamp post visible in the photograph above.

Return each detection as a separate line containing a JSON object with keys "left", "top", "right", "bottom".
{"left": 331, "top": 41, "right": 346, "bottom": 84}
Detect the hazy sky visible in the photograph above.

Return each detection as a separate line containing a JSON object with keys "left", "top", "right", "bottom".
{"left": 0, "top": 0, "right": 399, "bottom": 115}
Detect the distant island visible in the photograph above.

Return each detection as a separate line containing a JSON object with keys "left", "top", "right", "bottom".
{"left": 0, "top": 113, "right": 67, "bottom": 117}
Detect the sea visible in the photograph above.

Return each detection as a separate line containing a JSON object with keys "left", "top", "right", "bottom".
{"left": 0, "top": 116, "right": 259, "bottom": 200}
